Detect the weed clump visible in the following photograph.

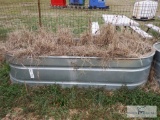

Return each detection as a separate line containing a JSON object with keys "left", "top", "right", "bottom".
{"left": 5, "top": 25, "right": 154, "bottom": 59}
{"left": 0, "top": 42, "right": 5, "bottom": 63}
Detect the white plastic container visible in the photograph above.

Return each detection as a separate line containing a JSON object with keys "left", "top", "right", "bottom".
{"left": 133, "top": 0, "right": 158, "bottom": 20}
{"left": 92, "top": 22, "right": 100, "bottom": 35}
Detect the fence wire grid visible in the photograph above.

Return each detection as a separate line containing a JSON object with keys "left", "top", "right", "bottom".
{"left": 0, "top": 0, "right": 160, "bottom": 39}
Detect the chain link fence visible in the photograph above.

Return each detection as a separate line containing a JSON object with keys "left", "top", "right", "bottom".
{"left": 0, "top": 0, "right": 160, "bottom": 39}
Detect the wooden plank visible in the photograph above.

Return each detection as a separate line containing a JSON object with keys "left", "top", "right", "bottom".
{"left": 146, "top": 24, "right": 160, "bottom": 34}
{"left": 102, "top": 14, "right": 139, "bottom": 26}
{"left": 130, "top": 26, "right": 153, "bottom": 39}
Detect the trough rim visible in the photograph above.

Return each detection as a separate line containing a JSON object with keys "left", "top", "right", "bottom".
{"left": 6, "top": 49, "right": 155, "bottom": 61}
{"left": 153, "top": 42, "right": 160, "bottom": 53}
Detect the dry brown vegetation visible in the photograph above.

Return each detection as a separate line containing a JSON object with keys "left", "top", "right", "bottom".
{"left": 4, "top": 25, "right": 154, "bottom": 59}
{"left": 0, "top": 42, "right": 5, "bottom": 63}
{"left": 1, "top": 107, "right": 41, "bottom": 120}
{"left": 142, "top": 66, "right": 160, "bottom": 94}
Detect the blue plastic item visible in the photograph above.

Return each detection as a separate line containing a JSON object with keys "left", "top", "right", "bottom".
{"left": 69, "top": 0, "right": 85, "bottom": 5}
{"left": 89, "top": 0, "right": 107, "bottom": 9}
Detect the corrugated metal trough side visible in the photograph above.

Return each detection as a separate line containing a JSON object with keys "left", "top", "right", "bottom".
{"left": 153, "top": 42, "right": 160, "bottom": 84}
{"left": 6, "top": 52, "right": 155, "bottom": 90}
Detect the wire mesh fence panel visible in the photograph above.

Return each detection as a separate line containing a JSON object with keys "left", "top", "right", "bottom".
{"left": 0, "top": 0, "right": 160, "bottom": 39}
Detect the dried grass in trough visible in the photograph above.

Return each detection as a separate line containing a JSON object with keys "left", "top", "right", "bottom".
{"left": 5, "top": 25, "right": 154, "bottom": 60}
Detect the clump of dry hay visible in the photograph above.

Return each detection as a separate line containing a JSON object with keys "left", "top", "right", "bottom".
{"left": 0, "top": 42, "right": 5, "bottom": 63}
{"left": 5, "top": 25, "right": 154, "bottom": 59}
{"left": 141, "top": 66, "right": 160, "bottom": 94}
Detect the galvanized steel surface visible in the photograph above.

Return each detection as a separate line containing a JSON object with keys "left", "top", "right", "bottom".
{"left": 153, "top": 42, "right": 160, "bottom": 84}
{"left": 6, "top": 52, "right": 155, "bottom": 89}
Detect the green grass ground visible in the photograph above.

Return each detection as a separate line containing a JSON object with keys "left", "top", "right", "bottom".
{"left": 0, "top": 63, "right": 160, "bottom": 120}
{"left": 0, "top": 0, "right": 159, "bottom": 38}
{"left": 0, "top": 0, "right": 160, "bottom": 119}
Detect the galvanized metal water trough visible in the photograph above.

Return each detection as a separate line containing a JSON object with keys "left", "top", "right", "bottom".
{"left": 153, "top": 42, "right": 160, "bottom": 84}
{"left": 6, "top": 52, "right": 155, "bottom": 89}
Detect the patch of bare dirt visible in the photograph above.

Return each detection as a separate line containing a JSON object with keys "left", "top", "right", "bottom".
{"left": 1, "top": 108, "right": 40, "bottom": 120}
